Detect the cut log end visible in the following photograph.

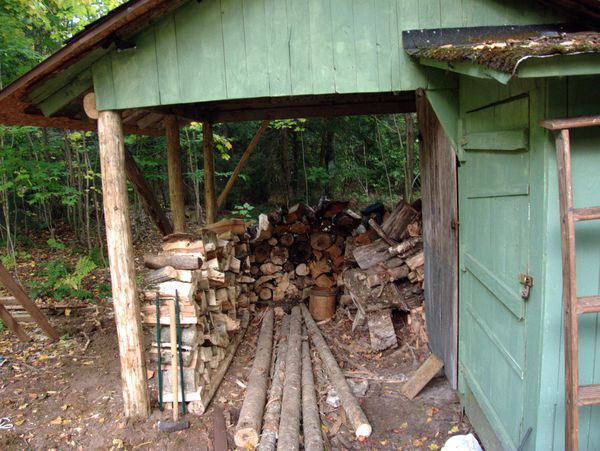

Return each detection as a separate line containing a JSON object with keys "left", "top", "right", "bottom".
{"left": 234, "top": 427, "right": 259, "bottom": 448}
{"left": 356, "top": 423, "right": 373, "bottom": 439}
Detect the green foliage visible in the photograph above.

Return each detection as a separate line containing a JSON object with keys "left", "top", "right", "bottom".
{"left": 47, "top": 238, "right": 66, "bottom": 251}
{"left": 232, "top": 203, "right": 255, "bottom": 219}
{"left": 0, "top": 253, "right": 16, "bottom": 269}
{"left": 0, "top": 320, "right": 5, "bottom": 332}
{"left": 90, "top": 247, "right": 106, "bottom": 268}
{"left": 29, "top": 256, "right": 95, "bottom": 300}
{"left": 55, "top": 256, "right": 96, "bottom": 291}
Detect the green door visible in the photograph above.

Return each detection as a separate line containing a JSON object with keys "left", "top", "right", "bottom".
{"left": 458, "top": 96, "right": 531, "bottom": 450}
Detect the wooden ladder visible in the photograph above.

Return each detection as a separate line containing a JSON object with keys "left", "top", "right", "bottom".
{"left": 541, "top": 115, "right": 600, "bottom": 451}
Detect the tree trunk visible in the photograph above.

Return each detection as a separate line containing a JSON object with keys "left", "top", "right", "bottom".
{"left": 301, "top": 304, "right": 372, "bottom": 439}
{"left": 277, "top": 306, "right": 302, "bottom": 451}
{"left": 235, "top": 308, "right": 274, "bottom": 448}
{"left": 259, "top": 315, "right": 290, "bottom": 451}
{"left": 165, "top": 116, "right": 186, "bottom": 232}
{"left": 203, "top": 122, "right": 217, "bottom": 224}
{"left": 404, "top": 113, "right": 415, "bottom": 203}
{"left": 97, "top": 110, "right": 150, "bottom": 418}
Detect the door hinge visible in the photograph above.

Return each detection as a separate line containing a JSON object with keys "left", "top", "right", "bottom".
{"left": 519, "top": 273, "right": 534, "bottom": 300}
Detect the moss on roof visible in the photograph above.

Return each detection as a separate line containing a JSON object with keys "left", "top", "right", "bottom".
{"left": 414, "top": 32, "right": 600, "bottom": 73}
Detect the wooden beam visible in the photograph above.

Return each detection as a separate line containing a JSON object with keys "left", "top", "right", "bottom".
{"left": 217, "top": 120, "right": 269, "bottom": 210}
{"left": 124, "top": 149, "right": 173, "bottom": 236}
{"left": 203, "top": 121, "right": 217, "bottom": 224}
{"left": 165, "top": 115, "right": 186, "bottom": 232}
{"left": 0, "top": 301, "right": 30, "bottom": 342}
{"left": 0, "top": 262, "right": 58, "bottom": 341}
{"left": 97, "top": 109, "right": 150, "bottom": 418}
{"left": 540, "top": 114, "right": 600, "bottom": 131}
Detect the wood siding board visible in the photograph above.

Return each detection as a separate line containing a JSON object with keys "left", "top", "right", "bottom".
{"left": 242, "top": 0, "right": 270, "bottom": 98}
{"left": 155, "top": 14, "right": 181, "bottom": 105}
{"left": 418, "top": 0, "right": 441, "bottom": 29}
{"left": 92, "top": 55, "right": 116, "bottom": 111}
{"left": 221, "top": 0, "right": 248, "bottom": 99}
{"left": 417, "top": 92, "right": 459, "bottom": 388}
{"left": 111, "top": 28, "right": 160, "bottom": 109}
{"left": 375, "top": 0, "right": 397, "bottom": 92}
{"left": 440, "top": 0, "right": 464, "bottom": 27}
{"left": 330, "top": 0, "right": 357, "bottom": 93}
{"left": 397, "top": 0, "right": 427, "bottom": 91}
{"left": 352, "top": 0, "right": 379, "bottom": 93}
{"left": 175, "top": 0, "right": 226, "bottom": 102}
{"left": 265, "top": 0, "right": 292, "bottom": 97}
{"left": 307, "top": 0, "right": 335, "bottom": 94}
{"left": 288, "top": 0, "right": 313, "bottom": 95}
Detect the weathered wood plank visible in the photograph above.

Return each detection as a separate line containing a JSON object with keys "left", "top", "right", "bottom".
{"left": 401, "top": 353, "right": 444, "bottom": 400}
{"left": 155, "top": 14, "right": 181, "bottom": 105}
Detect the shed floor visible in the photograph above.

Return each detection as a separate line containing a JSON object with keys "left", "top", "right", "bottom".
{"left": 0, "top": 306, "right": 472, "bottom": 450}
{"left": 0, "top": 228, "right": 473, "bottom": 450}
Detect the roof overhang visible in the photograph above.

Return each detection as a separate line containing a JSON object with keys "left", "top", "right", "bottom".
{"left": 403, "top": 25, "right": 600, "bottom": 84}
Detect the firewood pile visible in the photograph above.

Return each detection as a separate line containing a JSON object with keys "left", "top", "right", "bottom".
{"left": 247, "top": 201, "right": 362, "bottom": 304}
{"left": 341, "top": 201, "right": 425, "bottom": 352}
{"left": 234, "top": 305, "right": 372, "bottom": 450}
{"left": 140, "top": 218, "right": 252, "bottom": 415}
{"left": 246, "top": 199, "right": 426, "bottom": 353}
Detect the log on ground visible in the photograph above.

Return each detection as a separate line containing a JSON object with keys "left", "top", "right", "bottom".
{"left": 302, "top": 338, "right": 324, "bottom": 451}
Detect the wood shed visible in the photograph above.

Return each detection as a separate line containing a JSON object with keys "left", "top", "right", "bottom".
{"left": 1, "top": 0, "right": 600, "bottom": 449}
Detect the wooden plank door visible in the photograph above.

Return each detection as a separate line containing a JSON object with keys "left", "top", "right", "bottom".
{"left": 458, "top": 95, "right": 531, "bottom": 449}
{"left": 417, "top": 93, "right": 459, "bottom": 389}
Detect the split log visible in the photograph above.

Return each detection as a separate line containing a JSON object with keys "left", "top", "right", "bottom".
{"left": 301, "top": 339, "right": 324, "bottom": 451}
{"left": 368, "top": 218, "right": 397, "bottom": 246}
{"left": 381, "top": 202, "right": 418, "bottom": 241}
{"left": 270, "top": 247, "right": 288, "bottom": 266}
{"left": 259, "top": 288, "right": 273, "bottom": 301}
{"left": 144, "top": 254, "right": 203, "bottom": 270}
{"left": 352, "top": 240, "right": 390, "bottom": 270}
{"left": 235, "top": 309, "right": 274, "bottom": 448}
{"left": 259, "top": 315, "right": 290, "bottom": 451}
{"left": 314, "top": 274, "right": 335, "bottom": 289}
{"left": 301, "top": 304, "right": 372, "bottom": 439}
{"left": 295, "top": 263, "right": 310, "bottom": 277}
{"left": 255, "top": 214, "right": 273, "bottom": 242}
{"left": 277, "top": 306, "right": 303, "bottom": 451}
{"left": 308, "top": 259, "right": 331, "bottom": 280}
{"left": 289, "top": 241, "right": 312, "bottom": 266}
{"left": 288, "top": 222, "right": 310, "bottom": 235}
{"left": 279, "top": 233, "right": 294, "bottom": 247}
{"left": 401, "top": 354, "right": 444, "bottom": 400}
{"left": 388, "top": 237, "right": 423, "bottom": 258}
{"left": 260, "top": 263, "right": 283, "bottom": 275}
{"left": 366, "top": 265, "right": 409, "bottom": 288}
{"left": 406, "top": 251, "right": 425, "bottom": 271}
{"left": 286, "top": 203, "right": 306, "bottom": 223}
{"left": 254, "top": 242, "right": 272, "bottom": 264}
{"left": 367, "top": 309, "right": 398, "bottom": 351}
{"left": 310, "top": 233, "right": 334, "bottom": 251}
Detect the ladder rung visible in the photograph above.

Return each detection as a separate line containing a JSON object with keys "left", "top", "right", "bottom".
{"left": 577, "top": 296, "right": 600, "bottom": 314}
{"left": 573, "top": 206, "right": 600, "bottom": 221}
{"left": 578, "top": 384, "right": 600, "bottom": 406}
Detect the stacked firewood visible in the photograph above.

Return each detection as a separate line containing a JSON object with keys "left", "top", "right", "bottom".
{"left": 140, "top": 218, "right": 251, "bottom": 414}
{"left": 248, "top": 201, "right": 362, "bottom": 303}
{"left": 340, "top": 201, "right": 425, "bottom": 352}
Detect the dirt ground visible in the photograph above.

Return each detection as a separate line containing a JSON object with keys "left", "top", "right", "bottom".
{"left": 0, "top": 230, "right": 474, "bottom": 450}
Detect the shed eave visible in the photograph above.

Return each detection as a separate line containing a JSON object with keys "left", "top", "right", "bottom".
{"left": 418, "top": 58, "right": 513, "bottom": 84}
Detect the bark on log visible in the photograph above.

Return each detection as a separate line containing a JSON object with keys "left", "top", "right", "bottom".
{"left": 253, "top": 242, "right": 272, "bottom": 264}
{"left": 259, "top": 315, "right": 290, "bottom": 451}
{"left": 144, "top": 254, "right": 203, "bottom": 270}
{"left": 367, "top": 309, "right": 398, "bottom": 352}
{"left": 277, "top": 306, "right": 302, "bottom": 451}
{"left": 406, "top": 251, "right": 425, "bottom": 271}
{"left": 302, "top": 339, "right": 324, "bottom": 451}
{"left": 310, "top": 233, "right": 334, "bottom": 251}
{"left": 388, "top": 237, "right": 423, "bottom": 258}
{"left": 381, "top": 202, "right": 418, "bottom": 241}
{"left": 301, "top": 304, "right": 372, "bottom": 439}
{"left": 235, "top": 309, "right": 274, "bottom": 448}
{"left": 145, "top": 266, "right": 178, "bottom": 285}
{"left": 98, "top": 110, "right": 150, "bottom": 418}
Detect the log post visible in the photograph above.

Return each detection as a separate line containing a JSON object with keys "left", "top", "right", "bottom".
{"left": 165, "top": 115, "right": 186, "bottom": 232}
{"left": 97, "top": 110, "right": 150, "bottom": 418}
{"left": 203, "top": 121, "right": 217, "bottom": 224}
{"left": 217, "top": 120, "right": 269, "bottom": 210}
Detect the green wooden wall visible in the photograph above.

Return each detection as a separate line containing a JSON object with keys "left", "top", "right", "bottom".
{"left": 91, "top": 0, "right": 557, "bottom": 111}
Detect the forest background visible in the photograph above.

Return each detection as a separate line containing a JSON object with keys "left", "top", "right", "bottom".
{"left": 0, "top": 0, "right": 419, "bottom": 303}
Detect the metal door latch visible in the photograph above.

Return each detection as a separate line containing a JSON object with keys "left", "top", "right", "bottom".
{"left": 519, "top": 273, "right": 534, "bottom": 300}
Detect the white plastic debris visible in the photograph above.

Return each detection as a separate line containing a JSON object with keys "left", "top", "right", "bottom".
{"left": 442, "top": 433, "right": 483, "bottom": 451}
{"left": 326, "top": 389, "right": 341, "bottom": 408}
{"left": 347, "top": 379, "right": 369, "bottom": 397}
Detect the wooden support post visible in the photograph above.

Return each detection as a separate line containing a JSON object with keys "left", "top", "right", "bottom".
{"left": 124, "top": 149, "right": 173, "bottom": 236}
{"left": 165, "top": 115, "right": 186, "bottom": 232}
{"left": 0, "top": 262, "right": 58, "bottom": 341}
{"left": 203, "top": 121, "right": 217, "bottom": 224}
{"left": 97, "top": 110, "right": 150, "bottom": 418}
{"left": 217, "top": 120, "right": 269, "bottom": 210}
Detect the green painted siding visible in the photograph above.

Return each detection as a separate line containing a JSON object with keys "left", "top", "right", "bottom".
{"left": 92, "top": 0, "right": 557, "bottom": 111}
{"left": 537, "top": 75, "right": 600, "bottom": 451}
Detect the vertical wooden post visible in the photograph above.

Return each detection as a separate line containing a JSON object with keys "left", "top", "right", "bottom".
{"left": 203, "top": 121, "right": 217, "bottom": 224}
{"left": 165, "top": 116, "right": 186, "bottom": 232}
{"left": 97, "top": 110, "right": 150, "bottom": 418}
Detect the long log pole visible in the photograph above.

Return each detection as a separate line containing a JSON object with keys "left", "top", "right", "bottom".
{"left": 0, "top": 262, "right": 58, "bottom": 341}
{"left": 259, "top": 315, "right": 290, "bottom": 451}
{"left": 302, "top": 338, "right": 324, "bottom": 451}
{"left": 216, "top": 120, "right": 269, "bottom": 210}
{"left": 98, "top": 110, "right": 150, "bottom": 418}
{"left": 165, "top": 115, "right": 186, "bottom": 232}
{"left": 235, "top": 308, "right": 274, "bottom": 448}
{"left": 277, "top": 306, "right": 302, "bottom": 451}
{"left": 203, "top": 121, "right": 217, "bottom": 224}
{"left": 301, "top": 304, "right": 372, "bottom": 439}
{"left": 124, "top": 149, "right": 173, "bottom": 236}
